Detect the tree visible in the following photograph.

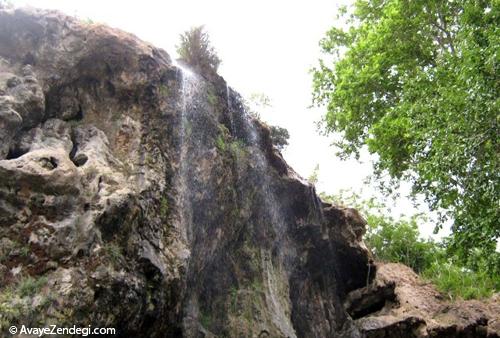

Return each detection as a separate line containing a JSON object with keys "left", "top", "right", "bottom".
{"left": 177, "top": 26, "right": 221, "bottom": 73}
{"left": 243, "top": 92, "right": 290, "bottom": 151}
{"left": 312, "top": 0, "right": 499, "bottom": 272}
{"left": 269, "top": 126, "right": 290, "bottom": 151}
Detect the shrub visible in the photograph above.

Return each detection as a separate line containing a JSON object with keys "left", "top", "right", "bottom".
{"left": 177, "top": 26, "right": 221, "bottom": 74}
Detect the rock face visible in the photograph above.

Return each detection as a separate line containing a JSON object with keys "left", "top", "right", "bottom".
{"left": 0, "top": 7, "right": 373, "bottom": 337}
{"left": 0, "top": 6, "right": 497, "bottom": 338}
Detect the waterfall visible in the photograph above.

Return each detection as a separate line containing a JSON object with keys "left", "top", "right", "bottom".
{"left": 174, "top": 62, "right": 203, "bottom": 337}
{"left": 175, "top": 62, "right": 199, "bottom": 247}
{"left": 226, "top": 84, "right": 236, "bottom": 135}
{"left": 236, "top": 106, "right": 297, "bottom": 338}
{"left": 174, "top": 64, "right": 297, "bottom": 336}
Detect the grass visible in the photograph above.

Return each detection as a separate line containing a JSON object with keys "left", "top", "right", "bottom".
{"left": 207, "top": 87, "right": 217, "bottom": 106}
{"left": 0, "top": 241, "right": 30, "bottom": 263}
{"left": 423, "top": 261, "right": 499, "bottom": 300}
{"left": 18, "top": 276, "right": 48, "bottom": 298}
{"left": 0, "top": 287, "right": 24, "bottom": 330}
{"left": 0, "top": 275, "right": 49, "bottom": 329}
{"left": 160, "top": 196, "right": 169, "bottom": 217}
{"left": 18, "top": 246, "right": 30, "bottom": 258}
{"left": 200, "top": 311, "right": 212, "bottom": 329}
{"left": 159, "top": 84, "right": 169, "bottom": 97}
{"left": 216, "top": 134, "right": 226, "bottom": 152}
{"left": 103, "top": 243, "right": 123, "bottom": 264}
{"left": 229, "top": 140, "right": 247, "bottom": 158}
{"left": 215, "top": 131, "right": 248, "bottom": 160}
{"left": 230, "top": 286, "right": 238, "bottom": 312}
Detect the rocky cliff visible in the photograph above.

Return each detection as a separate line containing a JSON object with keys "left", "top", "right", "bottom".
{"left": 0, "top": 7, "right": 498, "bottom": 338}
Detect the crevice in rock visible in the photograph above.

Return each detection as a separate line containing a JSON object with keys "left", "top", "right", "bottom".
{"left": 351, "top": 296, "right": 389, "bottom": 320}
{"left": 39, "top": 156, "right": 59, "bottom": 170}
{"left": 75, "top": 104, "right": 84, "bottom": 120}
{"left": 72, "top": 153, "right": 88, "bottom": 167}
{"left": 23, "top": 52, "right": 35, "bottom": 65}
{"left": 69, "top": 139, "right": 78, "bottom": 159}
{"left": 258, "top": 330, "right": 270, "bottom": 337}
{"left": 69, "top": 132, "right": 88, "bottom": 167}
{"left": 105, "top": 80, "right": 116, "bottom": 96}
{"left": 97, "top": 176, "right": 103, "bottom": 193}
{"left": 5, "top": 146, "right": 27, "bottom": 160}
{"left": 345, "top": 282, "right": 396, "bottom": 319}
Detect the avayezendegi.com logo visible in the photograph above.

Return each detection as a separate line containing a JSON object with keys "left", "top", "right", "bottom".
{"left": 9, "top": 324, "right": 116, "bottom": 336}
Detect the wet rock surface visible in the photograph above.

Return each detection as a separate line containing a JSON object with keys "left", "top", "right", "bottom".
{"left": 0, "top": 6, "right": 497, "bottom": 338}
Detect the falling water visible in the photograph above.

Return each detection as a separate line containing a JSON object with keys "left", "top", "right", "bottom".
{"left": 174, "top": 63, "right": 298, "bottom": 336}
{"left": 174, "top": 61, "right": 199, "bottom": 246}
{"left": 173, "top": 62, "right": 203, "bottom": 337}
{"left": 237, "top": 109, "right": 297, "bottom": 338}
{"left": 226, "top": 84, "right": 236, "bottom": 135}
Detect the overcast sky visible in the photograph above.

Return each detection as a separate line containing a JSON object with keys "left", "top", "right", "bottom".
{"left": 11, "top": 0, "right": 448, "bottom": 239}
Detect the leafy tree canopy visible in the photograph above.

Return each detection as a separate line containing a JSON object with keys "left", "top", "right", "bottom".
{"left": 312, "top": 0, "right": 499, "bottom": 270}
{"left": 177, "top": 26, "right": 221, "bottom": 73}
{"left": 269, "top": 126, "right": 290, "bottom": 151}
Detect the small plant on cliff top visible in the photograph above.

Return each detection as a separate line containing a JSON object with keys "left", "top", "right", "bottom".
{"left": 269, "top": 125, "right": 289, "bottom": 151}
{"left": 177, "top": 26, "right": 221, "bottom": 73}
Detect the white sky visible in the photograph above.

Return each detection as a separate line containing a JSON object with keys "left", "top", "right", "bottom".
{"left": 11, "top": 0, "right": 449, "bottom": 239}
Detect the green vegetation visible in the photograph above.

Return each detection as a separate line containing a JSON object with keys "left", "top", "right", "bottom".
{"left": 103, "top": 242, "right": 123, "bottom": 264}
{"left": 199, "top": 310, "right": 212, "bottom": 329}
{"left": 323, "top": 190, "right": 499, "bottom": 300}
{"left": 229, "top": 139, "right": 246, "bottom": 158}
{"left": 216, "top": 134, "right": 227, "bottom": 152}
{"left": 0, "top": 240, "right": 30, "bottom": 263}
{"left": 423, "top": 260, "right": 498, "bottom": 300}
{"left": 313, "top": 0, "right": 499, "bottom": 274}
{"left": 160, "top": 196, "right": 169, "bottom": 217}
{"left": 242, "top": 92, "right": 290, "bottom": 151}
{"left": 229, "top": 286, "right": 238, "bottom": 312}
{"left": 215, "top": 126, "right": 248, "bottom": 159}
{"left": 269, "top": 126, "right": 289, "bottom": 151}
{"left": 0, "top": 275, "right": 49, "bottom": 329}
{"left": 307, "top": 164, "right": 320, "bottom": 186}
{"left": 158, "top": 84, "right": 169, "bottom": 97}
{"left": 0, "top": 287, "right": 25, "bottom": 329}
{"left": 207, "top": 86, "right": 217, "bottom": 106}
{"left": 18, "top": 276, "right": 48, "bottom": 297}
{"left": 177, "top": 26, "right": 221, "bottom": 73}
